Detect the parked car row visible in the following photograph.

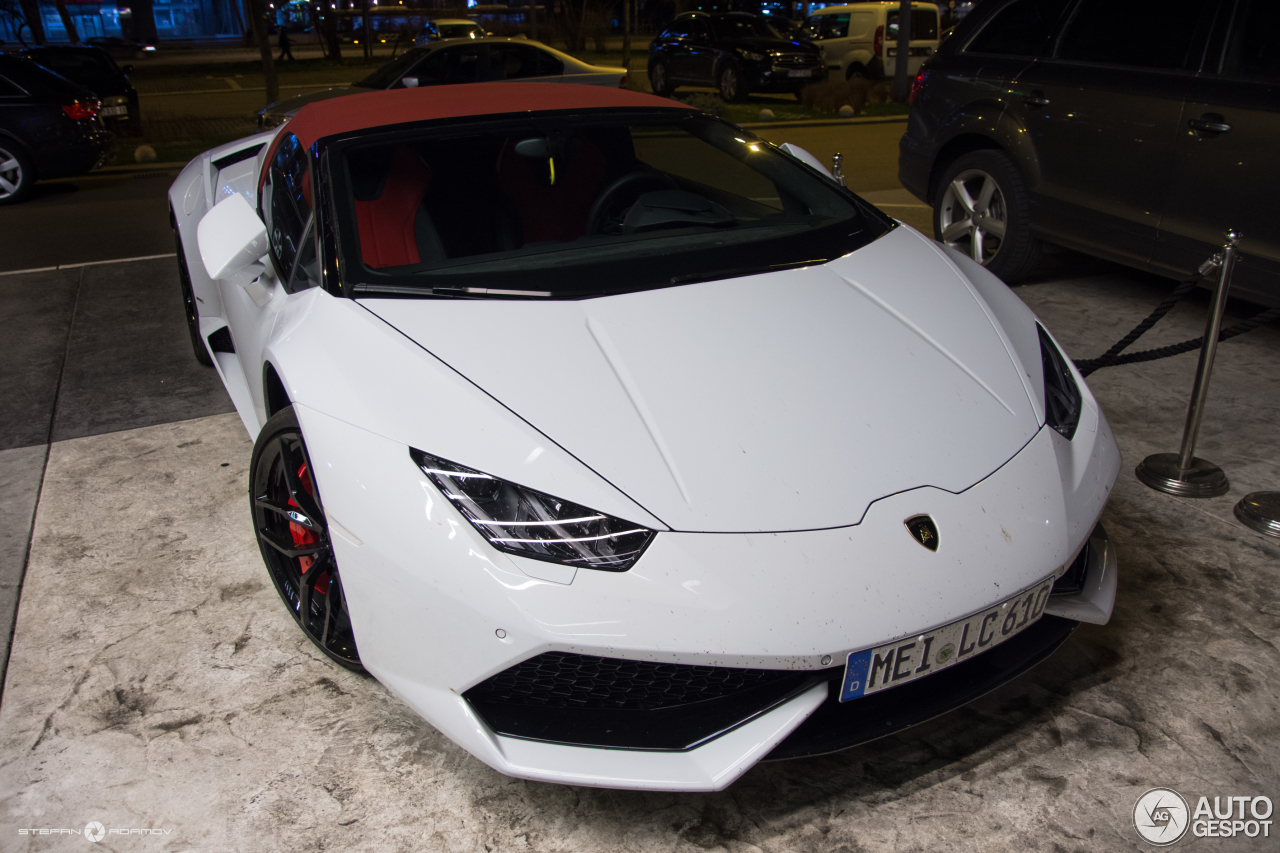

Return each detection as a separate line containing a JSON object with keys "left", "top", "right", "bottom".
{"left": 258, "top": 38, "right": 627, "bottom": 130}
{"left": 901, "top": 0, "right": 1279, "bottom": 306}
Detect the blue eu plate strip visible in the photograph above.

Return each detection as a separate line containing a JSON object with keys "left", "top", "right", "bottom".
{"left": 841, "top": 649, "right": 872, "bottom": 701}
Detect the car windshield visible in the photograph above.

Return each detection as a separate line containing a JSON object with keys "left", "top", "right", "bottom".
{"left": 710, "top": 16, "right": 783, "bottom": 40}
{"left": 327, "top": 111, "right": 891, "bottom": 298}
{"left": 355, "top": 49, "right": 426, "bottom": 88}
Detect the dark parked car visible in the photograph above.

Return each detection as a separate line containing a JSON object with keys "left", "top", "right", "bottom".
{"left": 0, "top": 55, "right": 113, "bottom": 205}
{"left": 23, "top": 45, "right": 142, "bottom": 137}
{"left": 899, "top": 0, "right": 1280, "bottom": 306}
{"left": 648, "top": 12, "right": 825, "bottom": 102}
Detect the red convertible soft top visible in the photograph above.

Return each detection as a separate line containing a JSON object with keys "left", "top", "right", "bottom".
{"left": 285, "top": 82, "right": 694, "bottom": 149}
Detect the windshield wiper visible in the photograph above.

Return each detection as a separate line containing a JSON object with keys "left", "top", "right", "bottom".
{"left": 669, "top": 257, "right": 829, "bottom": 286}
{"left": 352, "top": 283, "right": 552, "bottom": 298}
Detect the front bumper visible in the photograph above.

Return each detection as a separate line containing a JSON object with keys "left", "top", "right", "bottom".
{"left": 752, "top": 63, "right": 827, "bottom": 91}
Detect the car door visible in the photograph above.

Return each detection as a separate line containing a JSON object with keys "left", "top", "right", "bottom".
{"left": 222, "top": 132, "right": 318, "bottom": 428}
{"left": 683, "top": 18, "right": 719, "bottom": 84}
{"left": 806, "top": 12, "right": 849, "bottom": 73}
{"left": 1153, "top": 0, "right": 1280, "bottom": 305}
{"left": 1002, "top": 0, "right": 1219, "bottom": 268}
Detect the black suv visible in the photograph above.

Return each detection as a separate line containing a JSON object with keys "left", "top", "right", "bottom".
{"left": 899, "top": 0, "right": 1279, "bottom": 306}
{"left": 648, "top": 12, "right": 825, "bottom": 102}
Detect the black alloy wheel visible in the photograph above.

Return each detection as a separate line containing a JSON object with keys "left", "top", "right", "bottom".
{"left": 649, "top": 60, "right": 674, "bottom": 96}
{"left": 173, "top": 225, "right": 214, "bottom": 366}
{"left": 251, "top": 406, "right": 364, "bottom": 672}
{"left": 718, "top": 61, "right": 748, "bottom": 103}
{"left": 0, "top": 142, "right": 34, "bottom": 205}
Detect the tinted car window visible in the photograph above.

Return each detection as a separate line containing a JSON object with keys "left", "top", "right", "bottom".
{"left": 1227, "top": 0, "right": 1280, "bottom": 83}
{"left": 438, "top": 24, "right": 481, "bottom": 39}
{"left": 965, "top": 0, "right": 1070, "bottom": 57}
{"left": 662, "top": 20, "right": 695, "bottom": 38}
{"left": 1056, "top": 0, "right": 1214, "bottom": 70}
{"left": 489, "top": 44, "right": 563, "bottom": 80}
{"left": 812, "top": 14, "right": 849, "bottom": 39}
{"left": 413, "top": 45, "right": 486, "bottom": 85}
{"left": 0, "top": 56, "right": 85, "bottom": 97}
{"left": 26, "top": 50, "right": 122, "bottom": 95}
{"left": 261, "top": 132, "right": 313, "bottom": 284}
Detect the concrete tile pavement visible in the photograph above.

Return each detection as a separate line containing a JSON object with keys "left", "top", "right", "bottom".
{"left": 0, "top": 263, "right": 1277, "bottom": 851}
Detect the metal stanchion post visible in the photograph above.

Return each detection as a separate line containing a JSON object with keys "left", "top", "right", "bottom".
{"left": 1235, "top": 493, "right": 1280, "bottom": 538}
{"left": 1135, "top": 230, "right": 1242, "bottom": 497}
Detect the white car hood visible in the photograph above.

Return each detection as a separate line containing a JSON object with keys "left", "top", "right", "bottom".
{"left": 360, "top": 227, "right": 1041, "bottom": 532}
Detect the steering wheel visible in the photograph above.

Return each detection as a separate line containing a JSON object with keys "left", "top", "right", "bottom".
{"left": 586, "top": 170, "right": 679, "bottom": 236}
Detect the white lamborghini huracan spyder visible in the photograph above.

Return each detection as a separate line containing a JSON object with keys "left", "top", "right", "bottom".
{"left": 169, "top": 82, "right": 1119, "bottom": 792}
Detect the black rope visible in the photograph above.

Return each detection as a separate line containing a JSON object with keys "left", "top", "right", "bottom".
{"left": 1074, "top": 261, "right": 1280, "bottom": 376}
{"left": 1074, "top": 271, "right": 1203, "bottom": 377}
{"left": 1083, "top": 306, "right": 1280, "bottom": 370}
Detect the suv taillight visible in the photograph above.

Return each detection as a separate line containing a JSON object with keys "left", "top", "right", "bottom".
{"left": 910, "top": 69, "right": 929, "bottom": 104}
{"left": 62, "top": 100, "right": 99, "bottom": 120}
{"left": 874, "top": 24, "right": 883, "bottom": 57}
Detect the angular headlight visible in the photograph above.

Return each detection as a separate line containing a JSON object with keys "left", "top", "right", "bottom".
{"left": 410, "top": 449, "right": 655, "bottom": 571}
{"left": 1038, "top": 324, "right": 1082, "bottom": 440}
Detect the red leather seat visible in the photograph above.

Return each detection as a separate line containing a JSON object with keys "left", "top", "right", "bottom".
{"left": 354, "top": 144, "right": 432, "bottom": 269}
{"left": 495, "top": 137, "right": 607, "bottom": 244}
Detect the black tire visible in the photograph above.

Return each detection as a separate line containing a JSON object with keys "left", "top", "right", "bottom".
{"left": 933, "top": 149, "right": 1042, "bottom": 283}
{"left": 0, "top": 142, "right": 35, "bottom": 206}
{"left": 649, "top": 60, "right": 674, "bottom": 97}
{"left": 251, "top": 406, "right": 364, "bottom": 672}
{"left": 845, "top": 63, "right": 867, "bottom": 81}
{"left": 173, "top": 226, "right": 214, "bottom": 367}
{"left": 718, "top": 61, "right": 748, "bottom": 103}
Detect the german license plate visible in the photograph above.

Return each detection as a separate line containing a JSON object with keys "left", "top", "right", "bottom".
{"left": 840, "top": 576, "right": 1056, "bottom": 701}
{"left": 101, "top": 106, "right": 128, "bottom": 117}
{"left": 788, "top": 68, "right": 813, "bottom": 78}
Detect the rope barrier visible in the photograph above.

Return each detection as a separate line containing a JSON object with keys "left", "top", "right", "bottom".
{"left": 1074, "top": 259, "right": 1280, "bottom": 377}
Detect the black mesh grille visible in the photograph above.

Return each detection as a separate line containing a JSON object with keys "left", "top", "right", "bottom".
{"left": 467, "top": 651, "right": 794, "bottom": 711}
{"left": 1052, "top": 541, "right": 1090, "bottom": 596}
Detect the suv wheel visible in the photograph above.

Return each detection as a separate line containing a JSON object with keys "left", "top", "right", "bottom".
{"left": 649, "top": 61, "right": 674, "bottom": 97}
{"left": 0, "top": 143, "right": 34, "bottom": 206}
{"left": 934, "top": 150, "right": 1041, "bottom": 282}
{"left": 718, "top": 61, "right": 748, "bottom": 103}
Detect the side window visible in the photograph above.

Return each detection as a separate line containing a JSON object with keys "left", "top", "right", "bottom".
{"left": 1056, "top": 0, "right": 1216, "bottom": 70}
{"left": 260, "top": 133, "right": 314, "bottom": 289}
{"left": 1225, "top": 0, "right": 1280, "bottom": 83}
{"left": 822, "top": 14, "right": 850, "bottom": 40}
{"left": 662, "top": 21, "right": 693, "bottom": 39}
{"left": 689, "top": 19, "right": 711, "bottom": 41}
{"left": 965, "top": 0, "right": 1070, "bottom": 57}
{"left": 407, "top": 45, "right": 485, "bottom": 85}
{"left": 490, "top": 44, "right": 563, "bottom": 80}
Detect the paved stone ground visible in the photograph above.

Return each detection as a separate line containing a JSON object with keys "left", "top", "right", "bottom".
{"left": 0, "top": 259, "right": 1277, "bottom": 852}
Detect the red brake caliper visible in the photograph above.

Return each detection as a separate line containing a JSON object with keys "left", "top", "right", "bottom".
{"left": 288, "top": 462, "right": 331, "bottom": 595}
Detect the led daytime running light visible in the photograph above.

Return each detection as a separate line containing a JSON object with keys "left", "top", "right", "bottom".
{"left": 410, "top": 448, "right": 655, "bottom": 571}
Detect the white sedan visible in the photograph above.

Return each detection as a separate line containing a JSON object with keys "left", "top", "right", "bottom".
{"left": 172, "top": 81, "right": 1119, "bottom": 792}
{"left": 257, "top": 38, "right": 628, "bottom": 129}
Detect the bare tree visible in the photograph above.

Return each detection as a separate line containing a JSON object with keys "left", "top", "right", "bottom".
{"left": 16, "top": 0, "right": 45, "bottom": 44}
{"left": 53, "top": 0, "right": 79, "bottom": 43}
{"left": 245, "top": 0, "right": 279, "bottom": 105}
